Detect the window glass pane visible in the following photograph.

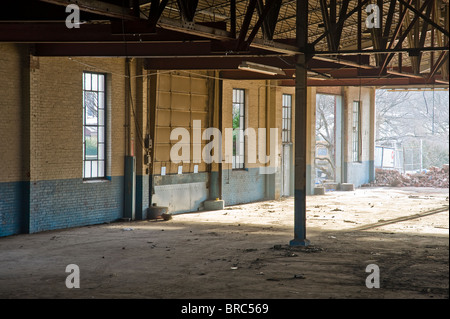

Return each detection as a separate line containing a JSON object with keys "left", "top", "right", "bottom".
{"left": 84, "top": 73, "right": 91, "bottom": 91}
{"left": 232, "top": 105, "right": 240, "bottom": 130}
{"left": 84, "top": 161, "right": 91, "bottom": 178}
{"left": 98, "top": 144, "right": 105, "bottom": 160}
{"left": 98, "top": 127, "right": 105, "bottom": 144}
{"left": 98, "top": 109, "right": 105, "bottom": 126}
{"left": 92, "top": 74, "right": 98, "bottom": 91}
{"left": 85, "top": 92, "right": 98, "bottom": 125}
{"left": 99, "top": 74, "right": 105, "bottom": 91}
{"left": 239, "top": 130, "right": 244, "bottom": 144}
{"left": 99, "top": 161, "right": 105, "bottom": 177}
{"left": 85, "top": 129, "right": 98, "bottom": 159}
{"left": 92, "top": 161, "right": 98, "bottom": 178}
{"left": 98, "top": 92, "right": 105, "bottom": 109}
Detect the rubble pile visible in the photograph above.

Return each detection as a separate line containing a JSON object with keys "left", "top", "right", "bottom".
{"left": 364, "top": 164, "right": 449, "bottom": 188}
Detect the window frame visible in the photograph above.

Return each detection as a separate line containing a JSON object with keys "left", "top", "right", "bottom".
{"left": 82, "top": 71, "right": 107, "bottom": 180}
{"left": 232, "top": 88, "right": 246, "bottom": 170}
{"left": 282, "top": 94, "right": 293, "bottom": 144}
{"left": 352, "top": 100, "right": 362, "bottom": 163}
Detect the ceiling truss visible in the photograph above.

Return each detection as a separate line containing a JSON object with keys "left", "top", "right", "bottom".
{"left": 0, "top": 0, "right": 448, "bottom": 87}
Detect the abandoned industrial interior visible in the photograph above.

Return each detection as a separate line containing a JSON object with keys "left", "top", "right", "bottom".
{"left": 0, "top": 0, "right": 448, "bottom": 301}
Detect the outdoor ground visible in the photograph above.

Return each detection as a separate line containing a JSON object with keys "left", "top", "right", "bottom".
{"left": 0, "top": 187, "right": 448, "bottom": 299}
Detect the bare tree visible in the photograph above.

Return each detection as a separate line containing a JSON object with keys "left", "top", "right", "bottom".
{"left": 375, "top": 89, "right": 449, "bottom": 169}
{"left": 316, "top": 94, "right": 336, "bottom": 181}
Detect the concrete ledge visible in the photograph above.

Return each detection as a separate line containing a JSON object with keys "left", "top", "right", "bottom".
{"left": 323, "top": 182, "right": 339, "bottom": 191}
{"left": 340, "top": 183, "right": 355, "bottom": 191}
{"left": 204, "top": 199, "right": 225, "bottom": 211}
{"left": 314, "top": 187, "right": 326, "bottom": 195}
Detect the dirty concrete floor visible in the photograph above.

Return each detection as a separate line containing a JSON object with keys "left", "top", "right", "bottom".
{"left": 0, "top": 187, "right": 448, "bottom": 299}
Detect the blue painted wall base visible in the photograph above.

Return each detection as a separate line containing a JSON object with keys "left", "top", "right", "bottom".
{"left": 1, "top": 177, "right": 124, "bottom": 237}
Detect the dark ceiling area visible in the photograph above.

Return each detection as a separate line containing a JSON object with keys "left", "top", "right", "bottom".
{"left": 0, "top": 0, "right": 448, "bottom": 87}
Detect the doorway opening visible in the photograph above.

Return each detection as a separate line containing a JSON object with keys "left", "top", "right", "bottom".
{"left": 315, "top": 94, "right": 343, "bottom": 189}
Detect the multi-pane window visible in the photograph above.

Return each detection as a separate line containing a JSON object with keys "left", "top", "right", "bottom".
{"left": 232, "top": 89, "right": 245, "bottom": 169}
{"left": 282, "top": 94, "right": 292, "bottom": 143}
{"left": 352, "top": 101, "right": 361, "bottom": 163}
{"left": 83, "top": 72, "right": 106, "bottom": 179}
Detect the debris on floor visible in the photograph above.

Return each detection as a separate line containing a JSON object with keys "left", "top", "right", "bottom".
{"left": 363, "top": 165, "right": 449, "bottom": 188}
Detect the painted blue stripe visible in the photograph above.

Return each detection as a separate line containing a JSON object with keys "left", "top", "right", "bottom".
{"left": 0, "top": 181, "right": 28, "bottom": 237}
{"left": 1, "top": 177, "right": 125, "bottom": 237}
{"left": 28, "top": 177, "right": 125, "bottom": 234}
{"left": 344, "top": 160, "right": 373, "bottom": 187}
{"left": 222, "top": 168, "right": 266, "bottom": 206}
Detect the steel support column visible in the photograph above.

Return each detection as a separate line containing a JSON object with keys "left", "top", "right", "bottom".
{"left": 290, "top": 0, "right": 310, "bottom": 247}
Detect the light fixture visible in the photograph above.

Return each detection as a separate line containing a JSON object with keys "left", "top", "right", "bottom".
{"left": 238, "top": 61, "right": 286, "bottom": 76}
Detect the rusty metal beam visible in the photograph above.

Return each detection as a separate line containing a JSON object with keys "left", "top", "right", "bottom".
{"left": 335, "top": 0, "right": 350, "bottom": 47}
{"left": 230, "top": 0, "right": 237, "bottom": 38}
{"left": 245, "top": 0, "right": 281, "bottom": 48}
{"left": 319, "top": 0, "right": 335, "bottom": 51}
{"left": 257, "top": 0, "right": 282, "bottom": 40}
{"left": 313, "top": 46, "right": 449, "bottom": 55}
{"left": 148, "top": 0, "right": 169, "bottom": 28}
{"left": 34, "top": 42, "right": 219, "bottom": 57}
{"left": 397, "top": 0, "right": 450, "bottom": 38}
{"left": 0, "top": 22, "right": 204, "bottom": 42}
{"left": 379, "top": 0, "right": 433, "bottom": 74}
{"left": 312, "top": 0, "right": 371, "bottom": 46}
{"left": 36, "top": 0, "right": 298, "bottom": 55}
{"left": 157, "top": 16, "right": 299, "bottom": 55}
{"left": 236, "top": 0, "right": 258, "bottom": 51}
{"left": 176, "top": 0, "right": 199, "bottom": 22}
{"left": 383, "top": 1, "right": 397, "bottom": 41}
{"left": 429, "top": 50, "right": 449, "bottom": 79}
{"left": 39, "top": 0, "right": 138, "bottom": 20}
{"left": 417, "top": 0, "right": 434, "bottom": 66}
{"left": 280, "top": 77, "right": 448, "bottom": 87}
{"left": 383, "top": 0, "right": 413, "bottom": 51}
{"left": 143, "top": 55, "right": 369, "bottom": 71}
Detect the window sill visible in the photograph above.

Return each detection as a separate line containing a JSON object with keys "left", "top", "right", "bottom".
{"left": 83, "top": 178, "right": 111, "bottom": 184}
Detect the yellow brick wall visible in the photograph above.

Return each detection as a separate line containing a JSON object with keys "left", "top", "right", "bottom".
{"left": 222, "top": 79, "right": 269, "bottom": 170}
{"left": 0, "top": 44, "right": 29, "bottom": 183}
{"left": 29, "top": 56, "right": 129, "bottom": 181}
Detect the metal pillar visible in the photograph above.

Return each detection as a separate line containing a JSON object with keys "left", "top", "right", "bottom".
{"left": 290, "top": 0, "right": 310, "bottom": 247}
